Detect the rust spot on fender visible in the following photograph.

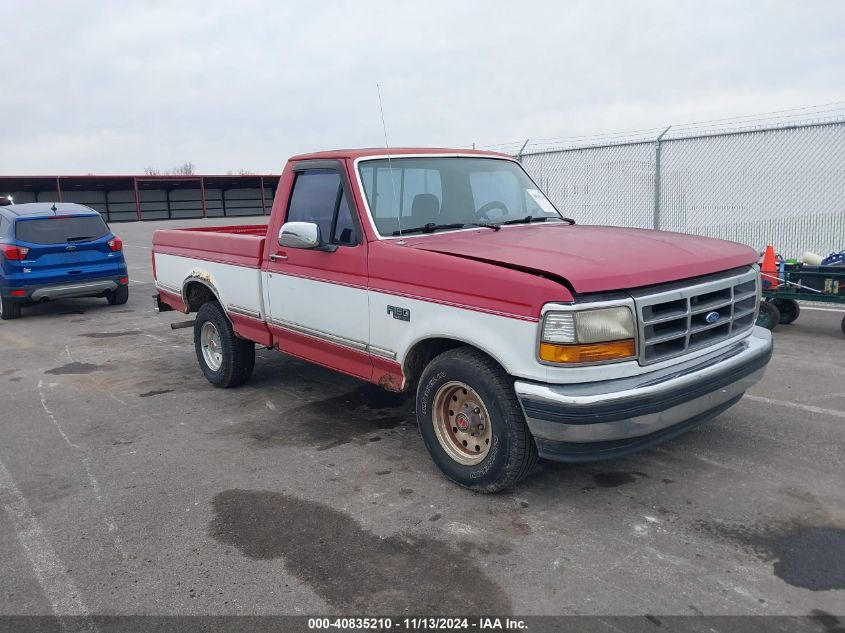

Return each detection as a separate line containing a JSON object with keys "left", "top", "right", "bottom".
{"left": 189, "top": 269, "right": 214, "bottom": 285}
{"left": 378, "top": 373, "right": 403, "bottom": 392}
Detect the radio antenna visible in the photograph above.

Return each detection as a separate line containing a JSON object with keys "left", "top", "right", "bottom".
{"left": 377, "top": 83, "right": 402, "bottom": 236}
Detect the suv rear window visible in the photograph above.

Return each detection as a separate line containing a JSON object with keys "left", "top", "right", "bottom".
{"left": 14, "top": 216, "right": 110, "bottom": 244}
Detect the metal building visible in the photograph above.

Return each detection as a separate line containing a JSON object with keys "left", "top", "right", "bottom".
{"left": 0, "top": 174, "right": 280, "bottom": 222}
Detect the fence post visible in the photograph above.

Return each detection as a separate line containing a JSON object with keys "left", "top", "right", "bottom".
{"left": 517, "top": 139, "right": 530, "bottom": 162}
{"left": 653, "top": 126, "right": 671, "bottom": 229}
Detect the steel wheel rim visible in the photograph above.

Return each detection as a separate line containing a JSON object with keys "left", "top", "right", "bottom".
{"left": 200, "top": 321, "right": 223, "bottom": 371}
{"left": 432, "top": 381, "right": 492, "bottom": 466}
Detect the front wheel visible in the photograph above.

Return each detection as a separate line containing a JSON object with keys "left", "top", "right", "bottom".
{"left": 194, "top": 302, "right": 255, "bottom": 388}
{"left": 415, "top": 347, "right": 538, "bottom": 493}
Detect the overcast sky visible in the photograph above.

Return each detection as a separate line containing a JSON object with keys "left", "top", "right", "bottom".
{"left": 1, "top": 0, "right": 843, "bottom": 175}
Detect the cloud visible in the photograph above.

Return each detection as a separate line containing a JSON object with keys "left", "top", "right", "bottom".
{"left": 1, "top": 0, "right": 843, "bottom": 174}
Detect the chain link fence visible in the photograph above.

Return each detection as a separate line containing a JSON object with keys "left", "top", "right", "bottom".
{"left": 518, "top": 118, "right": 845, "bottom": 259}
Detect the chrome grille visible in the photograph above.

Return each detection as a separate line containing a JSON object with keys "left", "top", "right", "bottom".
{"left": 631, "top": 266, "right": 759, "bottom": 365}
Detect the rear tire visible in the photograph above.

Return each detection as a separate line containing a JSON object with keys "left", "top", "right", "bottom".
{"left": 756, "top": 301, "right": 780, "bottom": 331}
{"left": 772, "top": 298, "right": 800, "bottom": 324}
{"left": 415, "top": 347, "right": 538, "bottom": 493}
{"left": 194, "top": 302, "right": 255, "bottom": 388}
{"left": 107, "top": 284, "right": 129, "bottom": 305}
{"left": 0, "top": 297, "right": 21, "bottom": 320}
{"left": 841, "top": 315, "right": 845, "bottom": 337}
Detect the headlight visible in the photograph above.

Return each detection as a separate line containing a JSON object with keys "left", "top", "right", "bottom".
{"left": 539, "top": 306, "right": 636, "bottom": 364}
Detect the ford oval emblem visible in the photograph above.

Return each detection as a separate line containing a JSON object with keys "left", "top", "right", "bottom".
{"left": 705, "top": 311, "right": 721, "bottom": 324}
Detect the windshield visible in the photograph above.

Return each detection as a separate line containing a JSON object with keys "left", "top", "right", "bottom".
{"left": 358, "top": 157, "right": 563, "bottom": 236}
{"left": 14, "top": 215, "right": 110, "bottom": 244}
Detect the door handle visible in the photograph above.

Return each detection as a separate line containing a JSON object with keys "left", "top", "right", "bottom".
{"left": 269, "top": 252, "right": 288, "bottom": 262}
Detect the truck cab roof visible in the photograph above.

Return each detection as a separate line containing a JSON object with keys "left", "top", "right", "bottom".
{"left": 288, "top": 147, "right": 511, "bottom": 161}
{"left": 1, "top": 202, "right": 100, "bottom": 219}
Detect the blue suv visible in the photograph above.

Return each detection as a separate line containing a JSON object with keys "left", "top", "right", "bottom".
{"left": 0, "top": 202, "right": 129, "bottom": 320}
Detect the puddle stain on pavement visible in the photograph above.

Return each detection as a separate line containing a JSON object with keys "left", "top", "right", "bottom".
{"left": 697, "top": 520, "right": 845, "bottom": 591}
{"left": 45, "top": 362, "right": 111, "bottom": 375}
{"left": 221, "top": 384, "right": 413, "bottom": 450}
{"left": 209, "top": 489, "right": 512, "bottom": 613}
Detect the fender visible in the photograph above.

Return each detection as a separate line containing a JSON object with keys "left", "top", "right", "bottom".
{"left": 181, "top": 270, "right": 223, "bottom": 311}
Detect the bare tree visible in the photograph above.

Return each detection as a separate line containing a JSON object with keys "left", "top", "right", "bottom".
{"left": 172, "top": 161, "right": 195, "bottom": 176}
{"left": 144, "top": 166, "right": 162, "bottom": 176}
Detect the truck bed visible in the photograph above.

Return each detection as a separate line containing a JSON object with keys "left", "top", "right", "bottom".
{"left": 153, "top": 224, "right": 268, "bottom": 268}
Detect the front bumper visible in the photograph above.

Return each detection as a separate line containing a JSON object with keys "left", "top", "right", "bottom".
{"left": 515, "top": 326, "right": 773, "bottom": 462}
{"left": 1, "top": 276, "right": 127, "bottom": 303}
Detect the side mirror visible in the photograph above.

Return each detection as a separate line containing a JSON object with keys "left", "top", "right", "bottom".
{"left": 278, "top": 221, "right": 337, "bottom": 252}
{"left": 279, "top": 222, "right": 320, "bottom": 249}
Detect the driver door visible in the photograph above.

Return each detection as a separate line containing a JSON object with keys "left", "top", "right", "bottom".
{"left": 264, "top": 161, "right": 371, "bottom": 379}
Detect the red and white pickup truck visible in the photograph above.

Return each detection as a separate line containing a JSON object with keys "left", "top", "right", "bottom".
{"left": 153, "top": 148, "right": 773, "bottom": 492}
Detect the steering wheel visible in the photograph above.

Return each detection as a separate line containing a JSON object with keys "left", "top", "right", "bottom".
{"left": 476, "top": 200, "right": 509, "bottom": 220}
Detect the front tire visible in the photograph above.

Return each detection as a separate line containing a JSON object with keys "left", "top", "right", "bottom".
{"left": 194, "top": 302, "right": 255, "bottom": 388}
{"left": 107, "top": 284, "right": 129, "bottom": 305}
{"left": 0, "top": 297, "right": 21, "bottom": 320}
{"left": 415, "top": 347, "right": 538, "bottom": 493}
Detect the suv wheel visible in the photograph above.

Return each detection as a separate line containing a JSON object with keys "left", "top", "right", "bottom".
{"left": 0, "top": 297, "right": 21, "bottom": 320}
{"left": 107, "top": 284, "right": 129, "bottom": 305}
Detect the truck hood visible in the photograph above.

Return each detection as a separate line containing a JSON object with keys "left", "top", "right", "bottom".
{"left": 404, "top": 224, "right": 758, "bottom": 294}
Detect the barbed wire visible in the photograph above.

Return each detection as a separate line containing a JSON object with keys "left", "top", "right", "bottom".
{"left": 469, "top": 100, "right": 845, "bottom": 155}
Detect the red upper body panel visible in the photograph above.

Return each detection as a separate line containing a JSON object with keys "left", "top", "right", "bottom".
{"left": 401, "top": 223, "right": 758, "bottom": 294}
{"left": 152, "top": 148, "right": 757, "bottom": 307}
{"left": 154, "top": 225, "right": 267, "bottom": 268}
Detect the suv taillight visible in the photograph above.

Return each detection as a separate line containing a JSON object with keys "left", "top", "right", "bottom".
{"left": 0, "top": 245, "right": 29, "bottom": 260}
{"left": 108, "top": 237, "right": 123, "bottom": 252}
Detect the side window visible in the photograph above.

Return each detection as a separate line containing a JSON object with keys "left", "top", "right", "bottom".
{"left": 286, "top": 168, "right": 358, "bottom": 246}
{"left": 0, "top": 217, "right": 9, "bottom": 238}
{"left": 287, "top": 170, "right": 339, "bottom": 241}
{"left": 333, "top": 190, "right": 356, "bottom": 245}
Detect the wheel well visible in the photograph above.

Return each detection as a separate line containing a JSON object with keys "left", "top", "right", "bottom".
{"left": 184, "top": 281, "right": 218, "bottom": 312}
{"left": 403, "top": 337, "right": 505, "bottom": 391}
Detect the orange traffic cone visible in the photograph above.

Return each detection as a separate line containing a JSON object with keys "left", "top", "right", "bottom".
{"left": 761, "top": 244, "right": 779, "bottom": 290}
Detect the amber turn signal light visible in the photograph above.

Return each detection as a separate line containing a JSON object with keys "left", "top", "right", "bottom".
{"left": 539, "top": 339, "right": 636, "bottom": 364}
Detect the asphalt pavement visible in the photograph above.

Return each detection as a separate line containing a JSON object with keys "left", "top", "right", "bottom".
{"left": 0, "top": 217, "right": 843, "bottom": 619}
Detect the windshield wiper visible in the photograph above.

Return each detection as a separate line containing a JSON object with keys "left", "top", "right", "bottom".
{"left": 66, "top": 235, "right": 94, "bottom": 242}
{"left": 392, "top": 223, "right": 466, "bottom": 236}
{"left": 469, "top": 222, "right": 501, "bottom": 231}
{"left": 501, "top": 215, "right": 575, "bottom": 226}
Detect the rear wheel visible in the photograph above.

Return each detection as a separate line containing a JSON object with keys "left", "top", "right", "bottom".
{"left": 194, "top": 301, "right": 255, "bottom": 388}
{"left": 772, "top": 298, "right": 800, "bottom": 324}
{"left": 0, "top": 297, "right": 21, "bottom": 320}
{"left": 841, "top": 315, "right": 845, "bottom": 337}
{"left": 107, "top": 284, "right": 129, "bottom": 305}
{"left": 415, "top": 347, "right": 538, "bottom": 493}
{"left": 756, "top": 301, "right": 780, "bottom": 331}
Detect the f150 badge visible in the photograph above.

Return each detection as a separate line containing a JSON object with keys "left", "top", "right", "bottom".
{"left": 387, "top": 305, "right": 411, "bottom": 322}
